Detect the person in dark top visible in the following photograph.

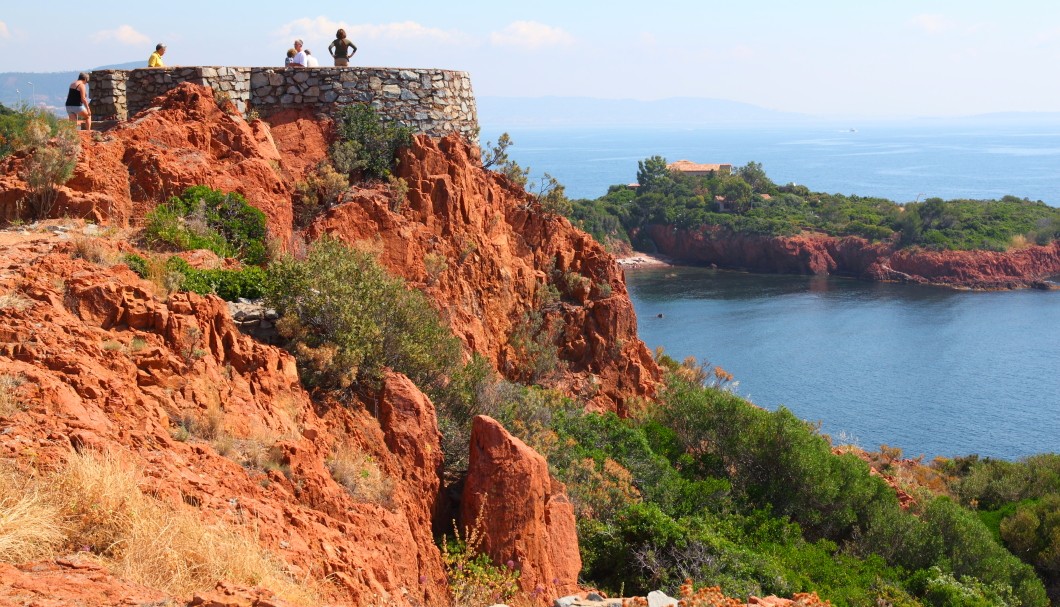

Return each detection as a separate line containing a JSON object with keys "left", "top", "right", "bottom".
{"left": 328, "top": 29, "right": 357, "bottom": 66}
{"left": 65, "top": 72, "right": 91, "bottom": 131}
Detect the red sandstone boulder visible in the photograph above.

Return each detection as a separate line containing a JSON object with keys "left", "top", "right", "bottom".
{"left": 460, "top": 415, "right": 581, "bottom": 602}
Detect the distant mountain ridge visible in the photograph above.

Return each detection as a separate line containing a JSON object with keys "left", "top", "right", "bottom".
{"left": 0, "top": 61, "right": 141, "bottom": 109}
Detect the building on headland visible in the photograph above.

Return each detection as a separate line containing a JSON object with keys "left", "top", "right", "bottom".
{"left": 667, "top": 159, "right": 732, "bottom": 177}
{"left": 88, "top": 66, "right": 478, "bottom": 142}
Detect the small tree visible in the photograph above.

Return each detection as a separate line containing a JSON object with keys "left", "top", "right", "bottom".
{"left": 636, "top": 155, "right": 671, "bottom": 193}
{"left": 332, "top": 104, "right": 413, "bottom": 181}
{"left": 480, "top": 132, "right": 529, "bottom": 188}
{"left": 264, "top": 237, "right": 462, "bottom": 392}
{"left": 18, "top": 115, "right": 79, "bottom": 219}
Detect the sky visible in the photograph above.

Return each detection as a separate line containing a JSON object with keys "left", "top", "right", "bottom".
{"left": 2, "top": 0, "right": 1060, "bottom": 119}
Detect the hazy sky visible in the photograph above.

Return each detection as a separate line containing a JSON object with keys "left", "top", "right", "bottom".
{"left": 2, "top": 0, "right": 1059, "bottom": 118}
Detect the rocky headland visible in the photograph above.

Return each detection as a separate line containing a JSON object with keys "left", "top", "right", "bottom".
{"left": 637, "top": 224, "right": 1060, "bottom": 289}
{"left": 0, "top": 82, "right": 666, "bottom": 606}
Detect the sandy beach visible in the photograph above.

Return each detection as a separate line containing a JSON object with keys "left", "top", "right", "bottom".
{"left": 615, "top": 252, "right": 675, "bottom": 269}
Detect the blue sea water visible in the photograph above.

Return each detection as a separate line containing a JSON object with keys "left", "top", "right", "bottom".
{"left": 480, "top": 123, "right": 1060, "bottom": 460}
{"left": 480, "top": 123, "right": 1060, "bottom": 205}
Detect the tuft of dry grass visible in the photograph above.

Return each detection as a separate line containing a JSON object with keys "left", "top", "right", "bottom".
{"left": 0, "top": 464, "right": 65, "bottom": 562}
{"left": 327, "top": 445, "right": 394, "bottom": 508}
{"left": 0, "top": 450, "right": 322, "bottom": 604}
{"left": 0, "top": 374, "right": 27, "bottom": 417}
{"left": 1009, "top": 234, "right": 1032, "bottom": 250}
{"left": 0, "top": 292, "right": 33, "bottom": 312}
{"left": 136, "top": 253, "right": 184, "bottom": 300}
{"left": 70, "top": 236, "right": 120, "bottom": 265}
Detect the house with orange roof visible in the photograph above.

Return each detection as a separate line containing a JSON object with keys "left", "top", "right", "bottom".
{"left": 667, "top": 160, "right": 733, "bottom": 177}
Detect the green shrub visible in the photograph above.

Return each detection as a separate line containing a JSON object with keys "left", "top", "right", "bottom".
{"left": 7, "top": 109, "right": 80, "bottom": 219}
{"left": 144, "top": 186, "right": 268, "bottom": 265}
{"left": 125, "top": 254, "right": 263, "bottom": 301}
{"left": 123, "top": 253, "right": 149, "bottom": 278}
{"left": 263, "top": 237, "right": 461, "bottom": 391}
{"left": 164, "top": 257, "right": 265, "bottom": 301}
{"left": 332, "top": 104, "right": 413, "bottom": 180}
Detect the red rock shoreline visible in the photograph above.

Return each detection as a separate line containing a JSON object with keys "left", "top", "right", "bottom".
{"left": 634, "top": 225, "right": 1060, "bottom": 290}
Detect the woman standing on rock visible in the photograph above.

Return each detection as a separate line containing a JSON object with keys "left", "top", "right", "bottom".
{"left": 328, "top": 29, "right": 357, "bottom": 66}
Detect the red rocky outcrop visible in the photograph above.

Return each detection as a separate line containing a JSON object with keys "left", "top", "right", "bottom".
{"left": 460, "top": 415, "right": 581, "bottom": 602}
{"left": 642, "top": 224, "right": 1060, "bottom": 289}
{"left": 310, "top": 134, "right": 659, "bottom": 413}
{"left": 0, "top": 83, "right": 295, "bottom": 238}
{"left": 1, "top": 83, "right": 659, "bottom": 414}
{"left": 0, "top": 233, "right": 449, "bottom": 606}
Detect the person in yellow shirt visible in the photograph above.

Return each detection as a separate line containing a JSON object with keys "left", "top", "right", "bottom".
{"left": 148, "top": 43, "right": 166, "bottom": 67}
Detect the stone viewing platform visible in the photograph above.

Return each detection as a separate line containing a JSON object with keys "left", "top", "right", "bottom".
{"left": 88, "top": 66, "right": 478, "bottom": 141}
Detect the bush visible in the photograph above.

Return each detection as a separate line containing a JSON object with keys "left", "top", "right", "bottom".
{"left": 144, "top": 186, "right": 268, "bottom": 265}
{"left": 13, "top": 111, "right": 80, "bottom": 219}
{"left": 165, "top": 257, "right": 266, "bottom": 301}
{"left": 332, "top": 104, "right": 413, "bottom": 180}
{"left": 124, "top": 254, "right": 264, "bottom": 301}
{"left": 293, "top": 162, "right": 348, "bottom": 227}
{"left": 263, "top": 237, "right": 461, "bottom": 391}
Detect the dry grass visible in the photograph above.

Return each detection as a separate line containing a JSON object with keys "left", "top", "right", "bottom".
{"left": 137, "top": 253, "right": 184, "bottom": 300}
{"left": 0, "top": 464, "right": 65, "bottom": 562}
{"left": 327, "top": 444, "right": 394, "bottom": 508}
{"left": 1009, "top": 234, "right": 1032, "bottom": 250}
{"left": 70, "top": 236, "right": 121, "bottom": 265}
{"left": 0, "top": 292, "right": 33, "bottom": 312}
{"left": 0, "top": 374, "right": 27, "bottom": 417}
{"left": 0, "top": 450, "right": 322, "bottom": 604}
{"left": 214, "top": 425, "right": 287, "bottom": 475}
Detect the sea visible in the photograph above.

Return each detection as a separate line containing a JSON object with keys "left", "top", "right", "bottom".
{"left": 480, "top": 122, "right": 1060, "bottom": 460}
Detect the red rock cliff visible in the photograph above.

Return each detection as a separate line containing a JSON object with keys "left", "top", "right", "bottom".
{"left": 1, "top": 82, "right": 659, "bottom": 413}
{"left": 461, "top": 415, "right": 581, "bottom": 602}
{"left": 0, "top": 234, "right": 454, "bottom": 606}
{"left": 308, "top": 134, "right": 659, "bottom": 413}
{"left": 641, "top": 224, "right": 1060, "bottom": 289}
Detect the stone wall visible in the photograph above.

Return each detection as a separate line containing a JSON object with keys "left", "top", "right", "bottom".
{"left": 89, "top": 66, "right": 478, "bottom": 141}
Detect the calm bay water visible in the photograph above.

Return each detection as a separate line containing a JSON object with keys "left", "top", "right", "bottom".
{"left": 479, "top": 123, "right": 1060, "bottom": 459}
{"left": 626, "top": 268, "right": 1060, "bottom": 460}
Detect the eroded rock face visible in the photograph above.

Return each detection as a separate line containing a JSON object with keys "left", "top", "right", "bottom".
{"left": 310, "top": 134, "right": 660, "bottom": 413}
{"left": 642, "top": 225, "right": 1060, "bottom": 289}
{"left": 0, "top": 83, "right": 295, "bottom": 240}
{"left": 460, "top": 415, "right": 581, "bottom": 602}
{"left": 1, "top": 84, "right": 660, "bottom": 414}
{"left": 0, "top": 235, "right": 447, "bottom": 606}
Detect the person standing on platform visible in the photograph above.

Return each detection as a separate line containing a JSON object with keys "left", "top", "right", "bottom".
{"left": 328, "top": 29, "right": 357, "bottom": 66}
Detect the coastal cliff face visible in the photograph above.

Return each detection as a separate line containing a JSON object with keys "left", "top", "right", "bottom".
{"left": 642, "top": 224, "right": 1060, "bottom": 289}
{"left": 309, "top": 135, "right": 659, "bottom": 413}
{"left": 0, "top": 83, "right": 659, "bottom": 604}
{"left": 0, "top": 238, "right": 449, "bottom": 606}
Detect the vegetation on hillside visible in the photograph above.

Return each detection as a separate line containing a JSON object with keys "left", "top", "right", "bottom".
{"left": 144, "top": 185, "right": 269, "bottom": 265}
{"left": 565, "top": 156, "right": 1060, "bottom": 252}
{"left": 939, "top": 454, "right": 1060, "bottom": 603}
{"left": 5, "top": 102, "right": 1057, "bottom": 606}
{"left": 0, "top": 104, "right": 80, "bottom": 219}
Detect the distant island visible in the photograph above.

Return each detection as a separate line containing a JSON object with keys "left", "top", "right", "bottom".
{"left": 564, "top": 156, "right": 1060, "bottom": 289}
